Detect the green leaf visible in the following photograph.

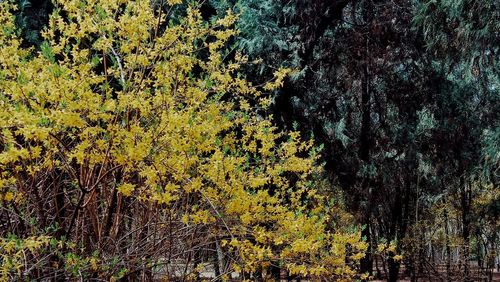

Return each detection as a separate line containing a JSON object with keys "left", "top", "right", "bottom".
{"left": 40, "top": 41, "right": 55, "bottom": 63}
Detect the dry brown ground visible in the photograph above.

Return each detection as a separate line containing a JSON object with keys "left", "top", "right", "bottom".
{"left": 370, "top": 267, "right": 500, "bottom": 281}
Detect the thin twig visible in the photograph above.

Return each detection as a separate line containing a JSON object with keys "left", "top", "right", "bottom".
{"left": 110, "top": 45, "right": 126, "bottom": 87}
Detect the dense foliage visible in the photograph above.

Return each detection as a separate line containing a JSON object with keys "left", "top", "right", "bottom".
{"left": 208, "top": 0, "right": 499, "bottom": 281}
{"left": 1, "top": 0, "right": 498, "bottom": 281}
{"left": 0, "top": 0, "right": 366, "bottom": 280}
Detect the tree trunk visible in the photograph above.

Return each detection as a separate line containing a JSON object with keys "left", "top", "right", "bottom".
{"left": 359, "top": 52, "right": 373, "bottom": 277}
{"left": 360, "top": 222, "right": 374, "bottom": 276}
{"left": 460, "top": 178, "right": 471, "bottom": 282}
{"left": 444, "top": 207, "right": 452, "bottom": 282}
{"left": 387, "top": 256, "right": 400, "bottom": 282}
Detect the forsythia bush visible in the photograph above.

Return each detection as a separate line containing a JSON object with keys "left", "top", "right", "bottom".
{"left": 0, "top": 0, "right": 366, "bottom": 280}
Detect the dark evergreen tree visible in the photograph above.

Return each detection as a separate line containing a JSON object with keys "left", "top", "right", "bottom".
{"left": 209, "top": 0, "right": 499, "bottom": 280}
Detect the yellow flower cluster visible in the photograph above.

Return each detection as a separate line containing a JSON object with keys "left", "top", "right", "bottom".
{"left": 377, "top": 240, "right": 403, "bottom": 263}
{"left": 0, "top": 235, "right": 50, "bottom": 280}
{"left": 0, "top": 0, "right": 365, "bottom": 280}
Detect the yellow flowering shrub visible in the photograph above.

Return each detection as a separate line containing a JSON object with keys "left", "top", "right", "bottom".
{"left": 376, "top": 240, "right": 403, "bottom": 264}
{"left": 0, "top": 0, "right": 365, "bottom": 280}
{"left": 0, "top": 235, "right": 50, "bottom": 281}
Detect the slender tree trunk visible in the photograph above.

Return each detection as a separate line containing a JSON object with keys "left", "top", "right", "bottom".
{"left": 360, "top": 222, "right": 374, "bottom": 276}
{"left": 476, "top": 227, "right": 483, "bottom": 273}
{"left": 444, "top": 207, "right": 452, "bottom": 282}
{"left": 460, "top": 177, "right": 471, "bottom": 282}
{"left": 388, "top": 256, "right": 400, "bottom": 282}
{"left": 359, "top": 61, "right": 374, "bottom": 276}
{"left": 388, "top": 184, "right": 402, "bottom": 282}
{"left": 359, "top": 17, "right": 373, "bottom": 275}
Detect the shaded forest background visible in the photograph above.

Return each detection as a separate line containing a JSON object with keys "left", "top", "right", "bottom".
{"left": 5, "top": 0, "right": 500, "bottom": 281}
